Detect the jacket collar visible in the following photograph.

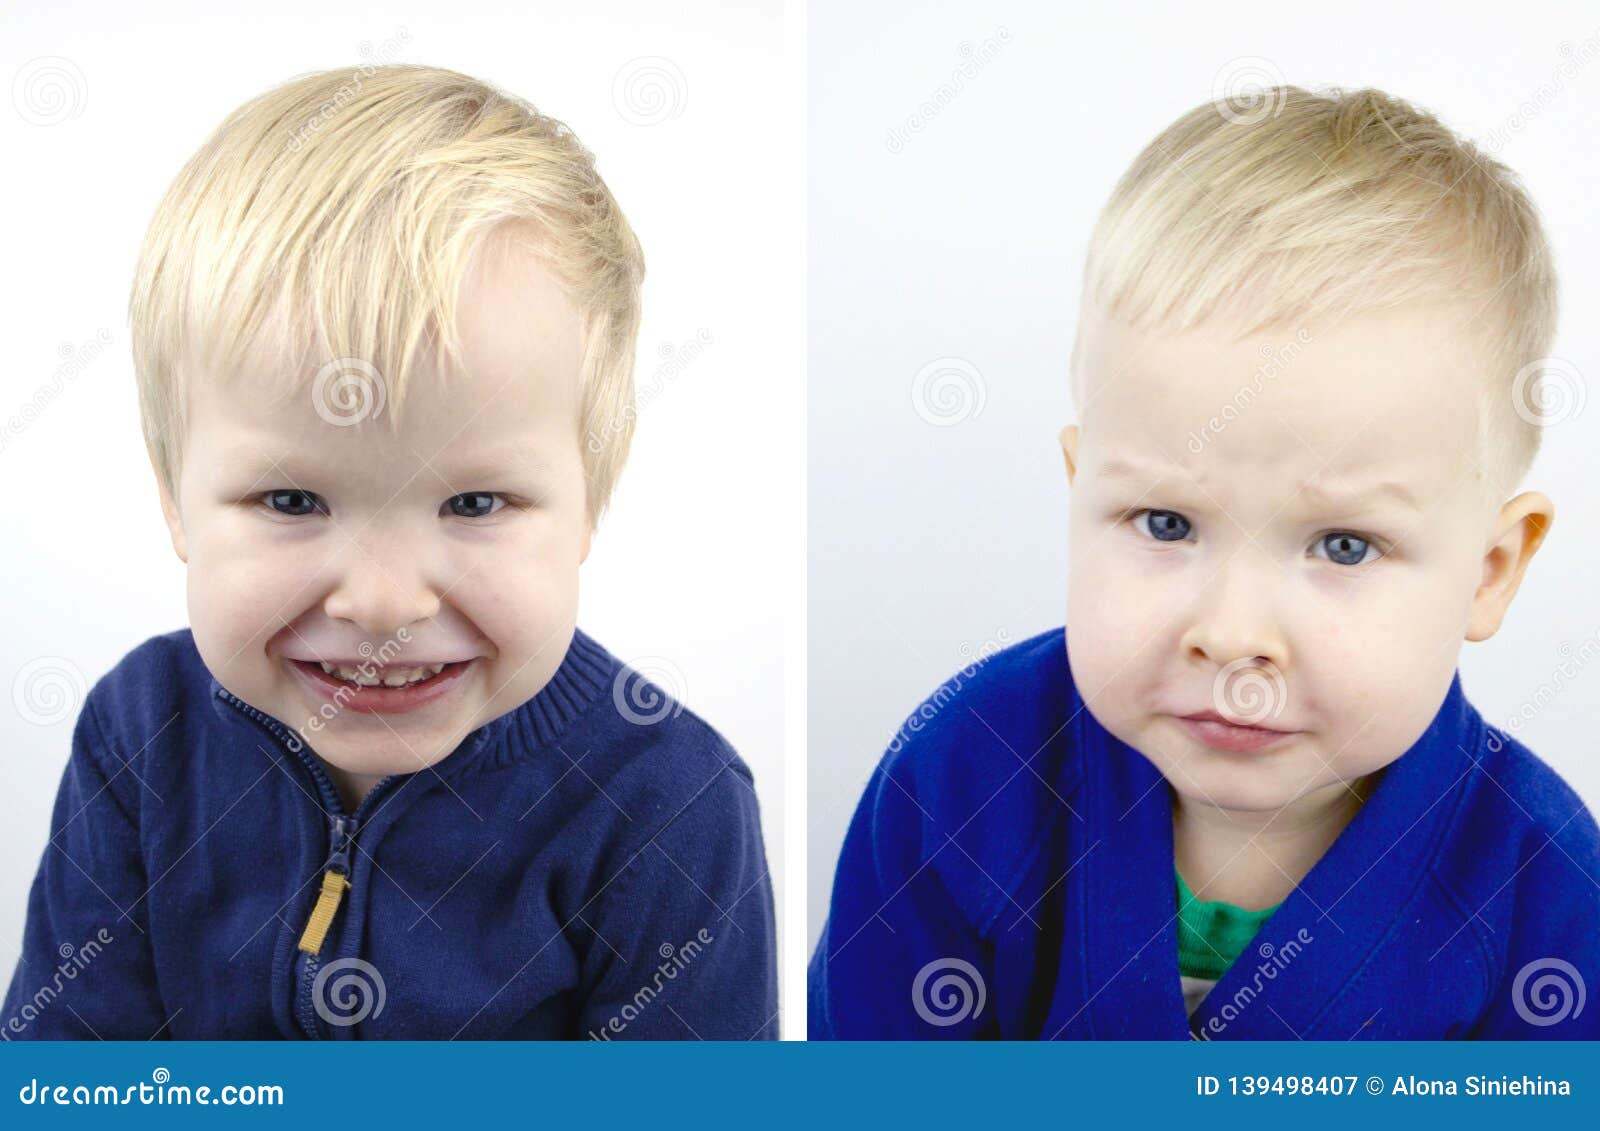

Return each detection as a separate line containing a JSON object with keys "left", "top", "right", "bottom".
{"left": 1068, "top": 670, "right": 1478, "bottom": 1039}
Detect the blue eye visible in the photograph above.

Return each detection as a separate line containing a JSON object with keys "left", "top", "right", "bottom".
{"left": 1137, "top": 509, "right": 1191, "bottom": 542}
{"left": 1316, "top": 532, "right": 1375, "bottom": 566}
{"left": 444, "top": 492, "right": 505, "bottom": 519}
{"left": 264, "top": 489, "right": 325, "bottom": 516}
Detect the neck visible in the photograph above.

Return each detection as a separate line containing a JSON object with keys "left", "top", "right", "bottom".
{"left": 1172, "top": 773, "right": 1379, "bottom": 910}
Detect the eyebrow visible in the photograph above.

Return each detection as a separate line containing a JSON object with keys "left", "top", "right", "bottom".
{"left": 1093, "top": 456, "right": 1422, "bottom": 513}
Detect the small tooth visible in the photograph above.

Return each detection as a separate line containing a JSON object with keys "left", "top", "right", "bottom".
{"left": 319, "top": 661, "right": 334, "bottom": 674}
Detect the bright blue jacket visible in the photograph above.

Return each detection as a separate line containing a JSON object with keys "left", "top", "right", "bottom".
{"left": 810, "top": 627, "right": 1600, "bottom": 1039}
{"left": 4, "top": 628, "right": 776, "bottom": 1040}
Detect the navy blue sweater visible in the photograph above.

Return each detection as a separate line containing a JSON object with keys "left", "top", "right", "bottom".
{"left": 3, "top": 627, "right": 777, "bottom": 1040}
{"left": 811, "top": 627, "right": 1600, "bottom": 1040}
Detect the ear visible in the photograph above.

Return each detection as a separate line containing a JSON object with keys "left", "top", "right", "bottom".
{"left": 1466, "top": 491, "right": 1553, "bottom": 641}
{"left": 148, "top": 444, "right": 188, "bottom": 563}
{"left": 1058, "top": 424, "right": 1080, "bottom": 486}
{"left": 579, "top": 524, "right": 593, "bottom": 565}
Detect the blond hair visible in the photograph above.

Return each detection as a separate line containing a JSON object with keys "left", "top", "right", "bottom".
{"left": 1075, "top": 86, "right": 1558, "bottom": 490}
{"left": 130, "top": 64, "right": 645, "bottom": 522}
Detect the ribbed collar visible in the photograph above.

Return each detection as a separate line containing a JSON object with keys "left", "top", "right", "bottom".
{"left": 1175, "top": 867, "right": 1283, "bottom": 981}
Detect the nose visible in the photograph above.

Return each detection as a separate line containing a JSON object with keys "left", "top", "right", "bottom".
{"left": 321, "top": 533, "right": 442, "bottom": 638}
{"left": 1178, "top": 548, "right": 1288, "bottom": 672}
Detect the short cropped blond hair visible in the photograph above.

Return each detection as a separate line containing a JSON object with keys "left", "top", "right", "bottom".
{"left": 1075, "top": 86, "right": 1558, "bottom": 490}
{"left": 131, "top": 64, "right": 645, "bottom": 522}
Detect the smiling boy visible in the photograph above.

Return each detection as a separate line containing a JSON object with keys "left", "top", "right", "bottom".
{"left": 811, "top": 87, "right": 1600, "bottom": 1039}
{"left": 3, "top": 65, "right": 776, "bottom": 1040}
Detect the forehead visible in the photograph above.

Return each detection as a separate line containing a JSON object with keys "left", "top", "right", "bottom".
{"left": 184, "top": 234, "right": 583, "bottom": 462}
{"left": 1073, "top": 300, "right": 1490, "bottom": 497}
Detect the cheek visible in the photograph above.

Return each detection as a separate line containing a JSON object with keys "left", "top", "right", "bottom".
{"left": 185, "top": 525, "right": 317, "bottom": 653}
{"left": 1066, "top": 541, "right": 1159, "bottom": 711}
{"left": 447, "top": 526, "right": 583, "bottom": 650}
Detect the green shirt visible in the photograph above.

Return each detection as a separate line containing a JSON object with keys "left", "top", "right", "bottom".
{"left": 1175, "top": 868, "right": 1282, "bottom": 981}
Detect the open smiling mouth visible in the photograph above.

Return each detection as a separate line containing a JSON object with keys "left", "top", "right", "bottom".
{"left": 286, "top": 658, "right": 474, "bottom": 714}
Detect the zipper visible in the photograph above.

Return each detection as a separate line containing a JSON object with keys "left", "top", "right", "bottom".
{"left": 216, "top": 688, "right": 397, "bottom": 1038}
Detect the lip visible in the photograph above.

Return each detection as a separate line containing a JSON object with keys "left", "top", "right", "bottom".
{"left": 1175, "top": 711, "right": 1298, "bottom": 753}
{"left": 285, "top": 657, "right": 475, "bottom": 715}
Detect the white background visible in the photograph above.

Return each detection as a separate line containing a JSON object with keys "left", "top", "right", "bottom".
{"left": 809, "top": 0, "right": 1600, "bottom": 947}
{"left": 0, "top": 0, "right": 801, "bottom": 1033}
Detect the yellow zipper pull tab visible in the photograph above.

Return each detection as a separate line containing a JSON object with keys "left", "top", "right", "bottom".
{"left": 297, "top": 815, "right": 356, "bottom": 955}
